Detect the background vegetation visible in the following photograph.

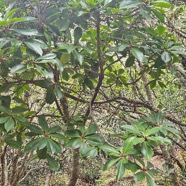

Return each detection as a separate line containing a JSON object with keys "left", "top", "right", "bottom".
{"left": 0, "top": 0, "right": 186, "bottom": 185}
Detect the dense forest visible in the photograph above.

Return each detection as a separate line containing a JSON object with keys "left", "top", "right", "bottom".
{"left": 0, "top": 0, "right": 186, "bottom": 185}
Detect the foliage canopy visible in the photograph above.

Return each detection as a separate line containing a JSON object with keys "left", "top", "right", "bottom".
{"left": 0, "top": 0, "right": 186, "bottom": 185}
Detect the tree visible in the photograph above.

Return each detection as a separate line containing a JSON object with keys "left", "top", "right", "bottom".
{"left": 0, "top": 0, "right": 185, "bottom": 186}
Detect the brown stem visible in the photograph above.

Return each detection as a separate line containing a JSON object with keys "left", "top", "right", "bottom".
{"left": 10, "top": 150, "right": 20, "bottom": 184}
{"left": 0, "top": 146, "right": 7, "bottom": 185}
{"left": 67, "top": 149, "right": 80, "bottom": 186}
{"left": 139, "top": 62, "right": 153, "bottom": 104}
{"left": 85, "top": 10, "right": 104, "bottom": 118}
{"left": 44, "top": 169, "right": 52, "bottom": 186}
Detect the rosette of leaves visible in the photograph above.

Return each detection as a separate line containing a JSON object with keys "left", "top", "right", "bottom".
{"left": 0, "top": 96, "right": 28, "bottom": 149}
{"left": 65, "top": 123, "right": 104, "bottom": 158}
{"left": 25, "top": 115, "right": 64, "bottom": 171}
{"left": 100, "top": 113, "right": 177, "bottom": 185}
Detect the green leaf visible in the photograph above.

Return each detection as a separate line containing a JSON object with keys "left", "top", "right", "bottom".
{"left": 5, "top": 117, "right": 15, "bottom": 132}
{"left": 120, "top": 125, "right": 141, "bottom": 135}
{"left": 24, "top": 138, "right": 45, "bottom": 152}
{"left": 38, "top": 115, "right": 48, "bottom": 132}
{"left": 100, "top": 145, "right": 120, "bottom": 156}
{"left": 131, "top": 48, "right": 144, "bottom": 62}
{"left": 12, "top": 106, "right": 27, "bottom": 114}
{"left": 141, "top": 142, "right": 154, "bottom": 159}
{"left": 72, "top": 139, "right": 84, "bottom": 149}
{"left": 123, "top": 137, "right": 144, "bottom": 154}
{"left": 134, "top": 171, "right": 146, "bottom": 181}
{"left": 158, "top": 81, "right": 166, "bottom": 88}
{"left": 104, "top": 0, "right": 112, "bottom": 6}
{"left": 46, "top": 88, "right": 55, "bottom": 104}
{"left": 0, "top": 106, "right": 10, "bottom": 114}
{"left": 37, "top": 147, "right": 47, "bottom": 159}
{"left": 65, "top": 129, "right": 81, "bottom": 138}
{"left": 157, "top": 25, "right": 166, "bottom": 35}
{"left": 37, "top": 138, "right": 48, "bottom": 150}
{"left": 85, "top": 124, "right": 97, "bottom": 135}
{"left": 25, "top": 40, "right": 43, "bottom": 56}
{"left": 120, "top": 0, "right": 141, "bottom": 9}
{"left": 149, "top": 80, "right": 156, "bottom": 89}
{"left": 145, "top": 127, "right": 160, "bottom": 136}
{"left": 74, "top": 50, "right": 83, "bottom": 65}
{"left": 89, "top": 148, "right": 98, "bottom": 157}
{"left": 48, "top": 126, "right": 62, "bottom": 134}
{"left": 37, "top": 53, "right": 56, "bottom": 61}
{"left": 125, "top": 55, "right": 135, "bottom": 67}
{"left": 146, "top": 174, "right": 156, "bottom": 186}
{"left": 54, "top": 86, "right": 63, "bottom": 99}
{"left": 103, "top": 158, "right": 120, "bottom": 171}
{"left": 116, "top": 160, "right": 125, "bottom": 181}
{"left": 47, "top": 138, "right": 62, "bottom": 153}
{"left": 50, "top": 133, "right": 65, "bottom": 140}
{"left": 0, "top": 117, "right": 9, "bottom": 124}
{"left": 60, "top": 53, "right": 70, "bottom": 64}
{"left": 12, "top": 28, "right": 39, "bottom": 36}
{"left": 74, "top": 27, "right": 82, "bottom": 44}
{"left": 161, "top": 51, "right": 171, "bottom": 62}
{"left": 54, "top": 59, "right": 64, "bottom": 72}
{"left": 148, "top": 136, "right": 171, "bottom": 144}
{"left": 10, "top": 64, "right": 27, "bottom": 73}
{"left": 84, "top": 78, "right": 94, "bottom": 90}
{"left": 47, "top": 155, "right": 59, "bottom": 171}
{"left": 5, "top": 8, "right": 19, "bottom": 19}
{"left": 0, "top": 18, "right": 29, "bottom": 27}
{"left": 125, "top": 161, "right": 141, "bottom": 172}
{"left": 5, "top": 140, "right": 21, "bottom": 149}
{"left": 153, "top": 0, "right": 171, "bottom": 8}
{"left": 28, "top": 125, "right": 43, "bottom": 135}
{"left": 151, "top": 9, "right": 165, "bottom": 22}
{"left": 86, "top": 134, "right": 104, "bottom": 144}
{"left": 59, "top": 18, "right": 70, "bottom": 31}
{"left": 118, "top": 44, "right": 128, "bottom": 51}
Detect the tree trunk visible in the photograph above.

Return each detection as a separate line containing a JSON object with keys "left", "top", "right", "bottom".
{"left": 67, "top": 149, "right": 80, "bottom": 186}
{"left": 44, "top": 169, "right": 52, "bottom": 186}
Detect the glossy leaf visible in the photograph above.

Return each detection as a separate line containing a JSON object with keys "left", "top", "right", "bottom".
{"left": 134, "top": 171, "right": 146, "bottom": 181}
{"left": 131, "top": 48, "right": 144, "bottom": 62}
{"left": 100, "top": 145, "right": 120, "bottom": 156}
{"left": 153, "top": 1, "right": 171, "bottom": 8}
{"left": 103, "top": 158, "right": 120, "bottom": 171}
{"left": 104, "top": 0, "right": 112, "bottom": 6}
{"left": 120, "top": 0, "right": 141, "bottom": 9}
{"left": 47, "top": 138, "right": 62, "bottom": 153}
{"left": 12, "top": 28, "right": 39, "bottom": 36}
{"left": 25, "top": 40, "right": 43, "bottom": 56}
{"left": 0, "top": 117, "right": 9, "bottom": 124}
{"left": 116, "top": 160, "right": 125, "bottom": 181}
{"left": 5, "top": 117, "right": 15, "bottom": 132}
{"left": 11, "top": 64, "right": 27, "bottom": 73}
{"left": 47, "top": 155, "right": 59, "bottom": 171}
{"left": 25, "top": 138, "right": 46, "bottom": 152}
{"left": 48, "top": 126, "right": 62, "bottom": 134}
{"left": 123, "top": 137, "right": 144, "bottom": 154}
{"left": 141, "top": 142, "right": 154, "bottom": 159}
{"left": 144, "top": 127, "right": 160, "bottom": 136}
{"left": 146, "top": 174, "right": 156, "bottom": 186}
{"left": 120, "top": 125, "right": 141, "bottom": 135}
{"left": 161, "top": 51, "right": 171, "bottom": 62}
{"left": 38, "top": 115, "right": 48, "bottom": 132}
{"left": 151, "top": 9, "right": 165, "bottom": 22}
{"left": 74, "top": 27, "right": 82, "bottom": 44}
{"left": 85, "top": 124, "right": 97, "bottom": 135}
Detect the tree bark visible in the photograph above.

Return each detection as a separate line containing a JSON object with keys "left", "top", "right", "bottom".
{"left": 67, "top": 149, "right": 80, "bottom": 186}
{"left": 44, "top": 169, "right": 52, "bottom": 186}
